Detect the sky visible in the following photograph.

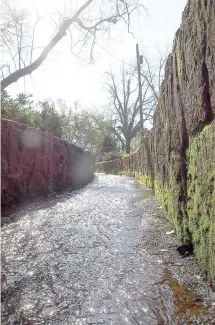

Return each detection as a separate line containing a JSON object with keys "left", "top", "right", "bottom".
{"left": 4, "top": 0, "right": 187, "bottom": 109}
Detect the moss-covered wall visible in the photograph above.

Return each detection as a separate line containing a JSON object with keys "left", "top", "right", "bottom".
{"left": 97, "top": 128, "right": 215, "bottom": 282}
{"left": 187, "top": 123, "right": 215, "bottom": 280}
{"left": 96, "top": 136, "right": 154, "bottom": 189}
{"left": 96, "top": 0, "right": 215, "bottom": 281}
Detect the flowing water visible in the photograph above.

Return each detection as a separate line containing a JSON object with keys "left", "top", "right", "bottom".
{"left": 1, "top": 174, "right": 213, "bottom": 324}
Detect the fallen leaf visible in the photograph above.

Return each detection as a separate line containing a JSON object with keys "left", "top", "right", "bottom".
{"left": 166, "top": 230, "right": 175, "bottom": 235}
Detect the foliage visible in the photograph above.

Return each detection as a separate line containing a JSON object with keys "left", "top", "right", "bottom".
{"left": 1, "top": 91, "right": 111, "bottom": 150}
{"left": 99, "top": 135, "right": 117, "bottom": 153}
{"left": 39, "top": 100, "right": 62, "bottom": 137}
{"left": 59, "top": 105, "right": 111, "bottom": 150}
{"left": 1, "top": 90, "right": 40, "bottom": 126}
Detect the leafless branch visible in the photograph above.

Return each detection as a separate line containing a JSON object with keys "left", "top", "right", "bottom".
{"left": 1, "top": 0, "right": 143, "bottom": 88}
{"left": 30, "top": 16, "right": 41, "bottom": 64}
{"left": 1, "top": 0, "right": 94, "bottom": 88}
{"left": 140, "top": 51, "right": 168, "bottom": 102}
{"left": 105, "top": 63, "right": 153, "bottom": 153}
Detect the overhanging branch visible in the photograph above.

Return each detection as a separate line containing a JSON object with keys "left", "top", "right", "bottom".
{"left": 1, "top": 0, "right": 94, "bottom": 88}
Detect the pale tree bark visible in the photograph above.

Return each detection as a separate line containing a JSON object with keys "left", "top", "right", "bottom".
{"left": 1, "top": 0, "right": 144, "bottom": 89}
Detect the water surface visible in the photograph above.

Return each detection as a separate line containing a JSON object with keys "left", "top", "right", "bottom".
{"left": 1, "top": 174, "right": 212, "bottom": 324}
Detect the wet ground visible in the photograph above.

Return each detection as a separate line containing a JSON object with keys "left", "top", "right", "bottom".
{"left": 1, "top": 174, "right": 215, "bottom": 324}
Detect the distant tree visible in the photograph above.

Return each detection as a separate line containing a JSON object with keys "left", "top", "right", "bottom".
{"left": 100, "top": 135, "right": 117, "bottom": 153}
{"left": 39, "top": 100, "right": 63, "bottom": 137}
{"left": 1, "top": 90, "right": 36, "bottom": 125}
{"left": 15, "top": 93, "right": 34, "bottom": 108}
{"left": 60, "top": 106, "right": 111, "bottom": 151}
{"left": 1, "top": 0, "right": 144, "bottom": 89}
{"left": 105, "top": 65, "right": 154, "bottom": 154}
{"left": 1, "top": 89, "right": 19, "bottom": 119}
{"left": 1, "top": 89, "right": 11, "bottom": 108}
{"left": 1, "top": 92, "right": 113, "bottom": 149}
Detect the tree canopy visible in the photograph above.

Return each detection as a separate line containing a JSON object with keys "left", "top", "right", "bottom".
{"left": 1, "top": 91, "right": 112, "bottom": 153}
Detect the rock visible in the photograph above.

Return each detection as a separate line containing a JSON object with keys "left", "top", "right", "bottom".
{"left": 177, "top": 244, "right": 194, "bottom": 258}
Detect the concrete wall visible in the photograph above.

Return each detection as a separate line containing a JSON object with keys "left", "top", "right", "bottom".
{"left": 1, "top": 119, "right": 95, "bottom": 215}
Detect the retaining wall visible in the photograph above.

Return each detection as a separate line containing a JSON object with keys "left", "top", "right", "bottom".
{"left": 96, "top": 0, "right": 215, "bottom": 280}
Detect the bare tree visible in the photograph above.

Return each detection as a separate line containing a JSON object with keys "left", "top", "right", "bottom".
{"left": 105, "top": 65, "right": 154, "bottom": 154}
{"left": 1, "top": 0, "right": 144, "bottom": 89}
{"left": 140, "top": 51, "right": 167, "bottom": 105}
{"left": 0, "top": 0, "right": 42, "bottom": 81}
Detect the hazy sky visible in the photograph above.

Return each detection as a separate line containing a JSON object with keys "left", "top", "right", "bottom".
{"left": 6, "top": 0, "right": 187, "bottom": 108}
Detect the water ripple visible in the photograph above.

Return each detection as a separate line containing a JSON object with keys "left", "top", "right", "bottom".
{"left": 1, "top": 174, "right": 207, "bottom": 324}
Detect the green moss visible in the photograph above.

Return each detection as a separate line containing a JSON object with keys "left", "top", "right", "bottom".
{"left": 134, "top": 171, "right": 154, "bottom": 189}
{"left": 187, "top": 123, "right": 215, "bottom": 279}
{"left": 117, "top": 170, "right": 132, "bottom": 176}
{"left": 96, "top": 161, "right": 154, "bottom": 190}
{"left": 154, "top": 175, "right": 188, "bottom": 242}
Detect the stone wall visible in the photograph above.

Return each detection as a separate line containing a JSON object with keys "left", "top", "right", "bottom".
{"left": 96, "top": 0, "right": 215, "bottom": 280}
{"left": 1, "top": 119, "right": 95, "bottom": 215}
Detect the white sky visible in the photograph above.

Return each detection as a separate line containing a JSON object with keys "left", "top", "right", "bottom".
{"left": 6, "top": 0, "right": 187, "bottom": 109}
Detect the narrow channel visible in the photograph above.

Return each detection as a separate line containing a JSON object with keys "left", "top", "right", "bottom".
{"left": 1, "top": 174, "right": 212, "bottom": 324}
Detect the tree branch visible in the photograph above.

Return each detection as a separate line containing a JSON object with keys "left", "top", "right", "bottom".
{"left": 130, "top": 121, "right": 140, "bottom": 138}
{"left": 1, "top": 0, "right": 94, "bottom": 88}
{"left": 110, "top": 126, "right": 125, "bottom": 147}
{"left": 75, "top": 16, "right": 118, "bottom": 31}
{"left": 30, "top": 16, "right": 41, "bottom": 64}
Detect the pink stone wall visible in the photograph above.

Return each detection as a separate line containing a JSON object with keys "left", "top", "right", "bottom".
{"left": 1, "top": 119, "right": 95, "bottom": 215}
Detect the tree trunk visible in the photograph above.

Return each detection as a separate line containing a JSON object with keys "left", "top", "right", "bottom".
{"left": 125, "top": 139, "right": 131, "bottom": 154}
